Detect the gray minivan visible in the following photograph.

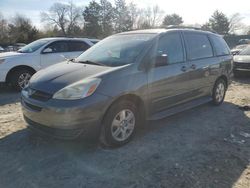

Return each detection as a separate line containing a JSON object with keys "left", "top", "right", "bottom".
{"left": 21, "top": 28, "right": 233, "bottom": 147}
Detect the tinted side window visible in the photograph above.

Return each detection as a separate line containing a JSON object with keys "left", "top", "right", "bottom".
{"left": 157, "top": 33, "right": 184, "bottom": 64}
{"left": 45, "top": 41, "right": 68, "bottom": 53}
{"left": 209, "top": 35, "right": 230, "bottom": 56}
{"left": 184, "top": 33, "right": 213, "bottom": 60}
{"left": 68, "top": 41, "right": 89, "bottom": 52}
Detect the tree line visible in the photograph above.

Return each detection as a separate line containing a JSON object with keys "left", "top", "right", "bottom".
{"left": 0, "top": 0, "right": 250, "bottom": 46}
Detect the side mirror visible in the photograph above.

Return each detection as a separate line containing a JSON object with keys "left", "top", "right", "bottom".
{"left": 155, "top": 54, "right": 168, "bottom": 67}
{"left": 43, "top": 48, "right": 53, "bottom": 53}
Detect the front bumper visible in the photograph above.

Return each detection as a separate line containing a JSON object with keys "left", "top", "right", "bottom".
{"left": 0, "top": 68, "right": 8, "bottom": 82}
{"left": 234, "top": 62, "right": 250, "bottom": 71}
{"left": 24, "top": 116, "right": 87, "bottom": 139}
{"left": 21, "top": 90, "right": 112, "bottom": 139}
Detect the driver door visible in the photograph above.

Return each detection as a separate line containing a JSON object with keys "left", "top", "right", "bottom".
{"left": 40, "top": 41, "right": 69, "bottom": 68}
{"left": 147, "top": 32, "right": 192, "bottom": 114}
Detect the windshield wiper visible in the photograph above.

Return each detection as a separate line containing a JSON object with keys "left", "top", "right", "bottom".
{"left": 77, "top": 60, "right": 107, "bottom": 66}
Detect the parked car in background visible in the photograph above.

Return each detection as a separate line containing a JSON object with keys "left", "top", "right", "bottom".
{"left": 15, "top": 43, "right": 26, "bottom": 50}
{"left": 5, "top": 43, "right": 26, "bottom": 52}
{"left": 21, "top": 28, "right": 232, "bottom": 147}
{"left": 88, "top": 39, "right": 99, "bottom": 44}
{"left": 0, "top": 37, "right": 99, "bottom": 90}
{"left": 6, "top": 46, "right": 14, "bottom": 52}
{"left": 231, "top": 44, "right": 249, "bottom": 55}
{"left": 0, "top": 46, "right": 4, "bottom": 53}
{"left": 233, "top": 45, "right": 250, "bottom": 76}
{"left": 238, "top": 39, "right": 250, "bottom": 45}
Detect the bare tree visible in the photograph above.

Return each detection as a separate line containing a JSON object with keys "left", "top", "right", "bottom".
{"left": 114, "top": 0, "right": 133, "bottom": 32}
{"left": 41, "top": 3, "right": 68, "bottom": 35}
{"left": 151, "top": 5, "right": 164, "bottom": 27}
{"left": 67, "top": 1, "right": 82, "bottom": 35}
{"left": 243, "top": 25, "right": 250, "bottom": 35}
{"left": 0, "top": 12, "right": 9, "bottom": 45}
{"left": 247, "top": 28, "right": 250, "bottom": 35}
{"left": 128, "top": 2, "right": 139, "bottom": 29}
{"left": 135, "top": 5, "right": 164, "bottom": 29}
{"left": 229, "top": 13, "right": 244, "bottom": 34}
{"left": 41, "top": 2, "right": 82, "bottom": 36}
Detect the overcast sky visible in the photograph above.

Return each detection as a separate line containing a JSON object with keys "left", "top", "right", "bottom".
{"left": 0, "top": 0, "right": 250, "bottom": 29}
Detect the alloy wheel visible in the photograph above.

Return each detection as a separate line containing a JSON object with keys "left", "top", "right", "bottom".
{"left": 215, "top": 82, "right": 225, "bottom": 103}
{"left": 18, "top": 73, "right": 31, "bottom": 89}
{"left": 111, "top": 109, "right": 135, "bottom": 142}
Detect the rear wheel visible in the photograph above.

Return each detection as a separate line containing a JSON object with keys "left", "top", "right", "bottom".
{"left": 10, "top": 69, "right": 33, "bottom": 91}
{"left": 212, "top": 78, "right": 226, "bottom": 105}
{"left": 100, "top": 100, "right": 138, "bottom": 147}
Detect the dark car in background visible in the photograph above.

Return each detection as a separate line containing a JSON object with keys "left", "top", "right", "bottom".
{"left": 233, "top": 45, "right": 250, "bottom": 76}
{"left": 21, "top": 28, "right": 233, "bottom": 147}
{"left": 238, "top": 39, "right": 250, "bottom": 45}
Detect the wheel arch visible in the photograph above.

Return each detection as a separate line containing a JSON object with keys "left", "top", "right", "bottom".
{"left": 6, "top": 65, "right": 36, "bottom": 83}
{"left": 101, "top": 93, "right": 146, "bottom": 124}
{"left": 216, "top": 75, "right": 228, "bottom": 88}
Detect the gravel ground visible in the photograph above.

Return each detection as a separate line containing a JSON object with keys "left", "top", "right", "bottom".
{"left": 0, "top": 76, "right": 250, "bottom": 188}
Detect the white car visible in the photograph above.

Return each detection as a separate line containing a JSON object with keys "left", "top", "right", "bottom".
{"left": 0, "top": 37, "right": 99, "bottom": 90}
{"left": 0, "top": 46, "right": 4, "bottom": 53}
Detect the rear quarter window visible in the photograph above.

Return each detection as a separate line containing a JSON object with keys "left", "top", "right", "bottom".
{"left": 184, "top": 33, "right": 213, "bottom": 60}
{"left": 209, "top": 35, "right": 230, "bottom": 56}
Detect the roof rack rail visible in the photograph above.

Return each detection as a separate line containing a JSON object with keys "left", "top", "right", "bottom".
{"left": 166, "top": 25, "right": 218, "bottom": 34}
{"left": 53, "top": 35, "right": 99, "bottom": 39}
{"left": 54, "top": 36, "right": 75, "bottom": 38}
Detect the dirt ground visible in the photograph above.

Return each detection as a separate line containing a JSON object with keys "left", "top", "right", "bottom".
{"left": 0, "top": 76, "right": 250, "bottom": 188}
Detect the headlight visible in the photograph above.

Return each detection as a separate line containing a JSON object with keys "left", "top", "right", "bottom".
{"left": 0, "top": 59, "right": 5, "bottom": 64}
{"left": 53, "top": 78, "right": 101, "bottom": 100}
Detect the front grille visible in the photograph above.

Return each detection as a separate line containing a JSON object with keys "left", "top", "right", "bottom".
{"left": 31, "top": 90, "right": 52, "bottom": 101}
{"left": 234, "top": 62, "right": 250, "bottom": 69}
{"left": 27, "top": 88, "right": 52, "bottom": 101}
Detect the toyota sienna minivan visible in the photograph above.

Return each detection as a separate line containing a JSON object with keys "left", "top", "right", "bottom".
{"left": 21, "top": 28, "right": 233, "bottom": 147}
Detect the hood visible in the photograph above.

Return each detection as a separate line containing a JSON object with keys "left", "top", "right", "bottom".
{"left": 231, "top": 49, "right": 240, "bottom": 53}
{"left": 30, "top": 61, "right": 113, "bottom": 94}
{"left": 234, "top": 55, "right": 250, "bottom": 63}
{"left": 0, "top": 52, "right": 26, "bottom": 59}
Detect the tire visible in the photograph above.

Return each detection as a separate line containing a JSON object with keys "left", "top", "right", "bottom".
{"left": 212, "top": 78, "right": 227, "bottom": 106}
{"left": 100, "top": 100, "right": 139, "bottom": 147}
{"left": 10, "top": 69, "right": 33, "bottom": 91}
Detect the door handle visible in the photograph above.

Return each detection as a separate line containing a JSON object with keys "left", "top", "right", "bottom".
{"left": 181, "top": 66, "right": 187, "bottom": 72}
{"left": 190, "top": 64, "right": 196, "bottom": 69}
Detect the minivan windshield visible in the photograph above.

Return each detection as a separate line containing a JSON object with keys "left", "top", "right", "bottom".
{"left": 239, "top": 46, "right": 250, "bottom": 55}
{"left": 76, "top": 34, "right": 155, "bottom": 67}
{"left": 18, "top": 39, "right": 50, "bottom": 53}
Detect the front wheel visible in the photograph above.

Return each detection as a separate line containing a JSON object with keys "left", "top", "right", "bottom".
{"left": 10, "top": 69, "right": 33, "bottom": 91}
{"left": 212, "top": 79, "right": 227, "bottom": 105}
{"left": 100, "top": 100, "right": 138, "bottom": 147}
